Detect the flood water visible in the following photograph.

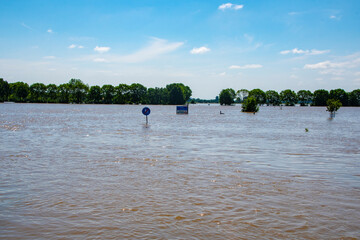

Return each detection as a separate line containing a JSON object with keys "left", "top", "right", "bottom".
{"left": 1, "top": 103, "right": 359, "bottom": 239}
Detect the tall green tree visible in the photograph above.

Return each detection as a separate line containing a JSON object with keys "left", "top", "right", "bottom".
{"left": 236, "top": 89, "right": 249, "bottom": 103}
{"left": 58, "top": 83, "right": 70, "bottom": 103}
{"left": 280, "top": 89, "right": 297, "bottom": 106}
{"left": 46, "top": 84, "right": 58, "bottom": 103}
{"left": 129, "top": 83, "right": 147, "bottom": 104}
{"left": 166, "top": 83, "right": 192, "bottom": 105}
{"left": 9, "top": 82, "right": 29, "bottom": 102}
{"left": 327, "top": 99, "right": 342, "bottom": 117}
{"left": 29, "top": 83, "right": 46, "bottom": 103}
{"left": 313, "top": 89, "right": 329, "bottom": 106}
{"left": 241, "top": 96, "right": 259, "bottom": 112}
{"left": 88, "top": 85, "right": 102, "bottom": 104}
{"left": 249, "top": 88, "right": 266, "bottom": 105}
{"left": 101, "top": 84, "right": 115, "bottom": 104}
{"left": 219, "top": 88, "right": 236, "bottom": 105}
{"left": 349, "top": 89, "right": 360, "bottom": 106}
{"left": 0, "top": 78, "right": 10, "bottom": 102}
{"left": 113, "top": 84, "right": 130, "bottom": 104}
{"left": 297, "top": 90, "right": 313, "bottom": 106}
{"left": 68, "top": 79, "right": 88, "bottom": 103}
{"left": 168, "top": 84, "right": 185, "bottom": 105}
{"left": 147, "top": 87, "right": 168, "bottom": 104}
{"left": 329, "top": 88, "right": 348, "bottom": 106}
{"left": 265, "top": 90, "right": 280, "bottom": 106}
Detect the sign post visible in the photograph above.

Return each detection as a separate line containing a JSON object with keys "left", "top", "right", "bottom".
{"left": 142, "top": 107, "right": 151, "bottom": 125}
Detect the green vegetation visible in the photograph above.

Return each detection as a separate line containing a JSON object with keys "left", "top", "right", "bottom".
{"left": 0, "top": 78, "right": 192, "bottom": 105}
{"left": 326, "top": 99, "right": 342, "bottom": 117}
{"left": 313, "top": 89, "right": 329, "bottom": 106}
{"left": 1, "top": 77, "right": 360, "bottom": 108}
{"left": 241, "top": 96, "right": 259, "bottom": 113}
{"left": 265, "top": 90, "right": 281, "bottom": 106}
{"left": 0, "top": 78, "right": 10, "bottom": 102}
{"left": 216, "top": 87, "right": 360, "bottom": 107}
{"left": 249, "top": 88, "right": 266, "bottom": 105}
{"left": 280, "top": 89, "right": 298, "bottom": 106}
{"left": 219, "top": 88, "right": 236, "bottom": 105}
{"left": 297, "top": 90, "right": 313, "bottom": 106}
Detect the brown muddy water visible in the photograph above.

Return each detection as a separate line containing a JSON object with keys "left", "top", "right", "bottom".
{"left": 0, "top": 103, "right": 359, "bottom": 239}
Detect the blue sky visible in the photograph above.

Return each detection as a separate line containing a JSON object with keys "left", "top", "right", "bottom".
{"left": 1, "top": 0, "right": 360, "bottom": 98}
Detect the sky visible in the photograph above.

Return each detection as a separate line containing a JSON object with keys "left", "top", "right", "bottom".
{"left": 1, "top": 0, "right": 360, "bottom": 99}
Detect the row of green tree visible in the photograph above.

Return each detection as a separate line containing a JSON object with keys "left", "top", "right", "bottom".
{"left": 0, "top": 78, "right": 192, "bottom": 105}
{"left": 219, "top": 88, "right": 360, "bottom": 106}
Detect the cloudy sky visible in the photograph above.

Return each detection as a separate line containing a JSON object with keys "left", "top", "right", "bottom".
{"left": 1, "top": 0, "right": 360, "bottom": 98}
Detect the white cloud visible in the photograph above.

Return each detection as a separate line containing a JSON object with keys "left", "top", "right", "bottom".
{"left": 120, "top": 38, "right": 183, "bottom": 63}
{"left": 47, "top": 29, "right": 53, "bottom": 33}
{"left": 219, "top": 72, "right": 226, "bottom": 76}
{"left": 81, "top": 38, "right": 183, "bottom": 63}
{"left": 244, "top": 34, "right": 254, "bottom": 43}
{"left": 94, "top": 46, "right": 111, "bottom": 53}
{"left": 309, "top": 49, "right": 330, "bottom": 55}
{"left": 93, "top": 58, "right": 107, "bottom": 63}
{"left": 304, "top": 54, "right": 360, "bottom": 77}
{"left": 304, "top": 61, "right": 332, "bottom": 69}
{"left": 218, "top": 3, "right": 244, "bottom": 10}
{"left": 69, "top": 44, "right": 84, "bottom": 49}
{"left": 330, "top": 15, "right": 341, "bottom": 20}
{"left": 190, "top": 46, "right": 210, "bottom": 54}
{"left": 229, "top": 64, "right": 263, "bottom": 69}
{"left": 43, "top": 56, "right": 56, "bottom": 60}
{"left": 280, "top": 48, "right": 329, "bottom": 55}
{"left": 21, "top": 22, "right": 33, "bottom": 30}
{"left": 304, "top": 60, "right": 354, "bottom": 70}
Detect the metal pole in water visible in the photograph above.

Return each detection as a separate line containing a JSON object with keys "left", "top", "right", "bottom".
{"left": 142, "top": 107, "right": 151, "bottom": 126}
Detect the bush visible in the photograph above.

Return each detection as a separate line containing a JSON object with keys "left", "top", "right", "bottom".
{"left": 326, "top": 99, "right": 342, "bottom": 117}
{"left": 241, "top": 96, "right": 259, "bottom": 113}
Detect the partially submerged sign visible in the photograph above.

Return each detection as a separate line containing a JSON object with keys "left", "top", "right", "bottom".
{"left": 142, "top": 107, "right": 151, "bottom": 116}
{"left": 176, "top": 105, "right": 188, "bottom": 114}
{"left": 142, "top": 107, "right": 150, "bottom": 125}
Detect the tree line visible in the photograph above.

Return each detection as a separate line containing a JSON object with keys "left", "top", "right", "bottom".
{"left": 0, "top": 78, "right": 192, "bottom": 105}
{"left": 219, "top": 88, "right": 360, "bottom": 106}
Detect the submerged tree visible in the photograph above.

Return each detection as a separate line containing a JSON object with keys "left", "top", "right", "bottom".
{"left": 249, "top": 88, "right": 266, "bottom": 105}
{"left": 326, "top": 99, "right": 342, "bottom": 118}
{"left": 166, "top": 83, "right": 192, "bottom": 105}
{"left": 297, "top": 90, "right": 313, "bottom": 106}
{"left": 265, "top": 90, "right": 280, "bottom": 106}
{"left": 329, "top": 88, "right": 348, "bottom": 106}
{"left": 349, "top": 89, "right": 360, "bottom": 106}
{"left": 241, "top": 96, "right": 259, "bottom": 113}
{"left": 280, "top": 89, "right": 297, "bottom": 106}
{"left": 68, "top": 79, "right": 88, "bottom": 103}
{"left": 88, "top": 85, "right": 102, "bottom": 104}
{"left": 9, "top": 82, "right": 29, "bottom": 102}
{"left": 0, "top": 78, "right": 10, "bottom": 102}
{"left": 101, "top": 84, "right": 115, "bottom": 104}
{"left": 219, "top": 88, "right": 236, "bottom": 105}
{"left": 236, "top": 89, "right": 249, "bottom": 103}
{"left": 313, "top": 89, "right": 329, "bottom": 106}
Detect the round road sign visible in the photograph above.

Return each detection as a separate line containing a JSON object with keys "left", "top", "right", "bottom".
{"left": 142, "top": 107, "right": 151, "bottom": 116}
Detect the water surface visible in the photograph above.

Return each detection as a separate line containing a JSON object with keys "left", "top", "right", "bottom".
{"left": 1, "top": 103, "right": 359, "bottom": 239}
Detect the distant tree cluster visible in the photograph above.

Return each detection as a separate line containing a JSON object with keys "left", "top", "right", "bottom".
{"left": 218, "top": 87, "right": 360, "bottom": 107}
{"left": 0, "top": 78, "right": 192, "bottom": 105}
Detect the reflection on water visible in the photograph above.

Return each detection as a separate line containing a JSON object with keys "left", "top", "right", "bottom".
{"left": 1, "top": 103, "right": 359, "bottom": 239}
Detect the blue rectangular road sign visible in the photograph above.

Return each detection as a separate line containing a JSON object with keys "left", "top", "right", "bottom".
{"left": 176, "top": 106, "right": 188, "bottom": 114}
